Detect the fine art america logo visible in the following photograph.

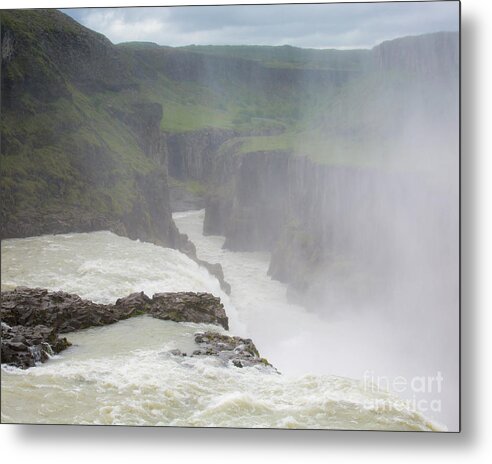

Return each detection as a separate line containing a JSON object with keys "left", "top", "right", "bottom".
{"left": 362, "top": 370, "right": 444, "bottom": 414}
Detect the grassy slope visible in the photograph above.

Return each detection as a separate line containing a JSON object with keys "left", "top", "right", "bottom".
{"left": 0, "top": 10, "right": 159, "bottom": 233}
{"left": 117, "top": 42, "right": 363, "bottom": 135}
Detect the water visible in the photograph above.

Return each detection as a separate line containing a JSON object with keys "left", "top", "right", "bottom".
{"left": 1, "top": 219, "right": 441, "bottom": 430}
{"left": 174, "top": 211, "right": 457, "bottom": 430}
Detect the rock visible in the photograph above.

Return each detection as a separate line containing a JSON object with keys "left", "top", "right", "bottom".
{"left": 194, "top": 259, "right": 232, "bottom": 295}
{"left": 168, "top": 349, "right": 186, "bottom": 357}
{"left": 178, "top": 236, "right": 232, "bottom": 295}
{"left": 2, "top": 287, "right": 229, "bottom": 333}
{"left": 0, "top": 287, "right": 126, "bottom": 333}
{"left": 114, "top": 291, "right": 151, "bottom": 316}
{"left": 165, "top": 128, "right": 238, "bottom": 182}
{"left": 190, "top": 331, "right": 278, "bottom": 372}
{"left": 149, "top": 292, "right": 229, "bottom": 330}
{"left": 1, "top": 287, "right": 230, "bottom": 368}
{"left": 1, "top": 323, "right": 71, "bottom": 369}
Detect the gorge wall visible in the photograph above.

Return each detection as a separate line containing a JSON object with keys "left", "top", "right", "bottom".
{"left": 202, "top": 149, "right": 458, "bottom": 309}
{"left": 170, "top": 32, "right": 459, "bottom": 307}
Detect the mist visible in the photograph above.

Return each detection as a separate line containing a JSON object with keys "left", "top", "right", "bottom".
{"left": 163, "top": 32, "right": 459, "bottom": 427}
{"left": 281, "top": 32, "right": 460, "bottom": 428}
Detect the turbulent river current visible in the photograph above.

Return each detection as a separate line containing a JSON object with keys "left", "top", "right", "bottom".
{"left": 1, "top": 210, "right": 441, "bottom": 430}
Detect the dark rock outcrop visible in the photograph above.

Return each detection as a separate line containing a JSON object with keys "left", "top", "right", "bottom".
{"left": 116, "top": 291, "right": 229, "bottom": 330}
{"left": 1, "top": 287, "right": 229, "bottom": 368}
{"left": 197, "top": 262, "right": 231, "bottom": 295}
{"left": 175, "top": 237, "right": 231, "bottom": 295}
{"left": 1, "top": 323, "right": 71, "bottom": 369}
{"left": 1, "top": 287, "right": 138, "bottom": 333}
{"left": 165, "top": 129, "right": 238, "bottom": 182}
{"left": 1, "top": 287, "right": 229, "bottom": 332}
{"left": 169, "top": 331, "right": 277, "bottom": 371}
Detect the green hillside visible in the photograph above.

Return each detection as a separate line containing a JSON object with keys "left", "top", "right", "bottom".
{"left": 117, "top": 42, "right": 359, "bottom": 134}
{"left": 0, "top": 10, "right": 175, "bottom": 241}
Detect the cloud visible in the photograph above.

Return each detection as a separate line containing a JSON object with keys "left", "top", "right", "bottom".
{"left": 62, "top": 2, "right": 459, "bottom": 49}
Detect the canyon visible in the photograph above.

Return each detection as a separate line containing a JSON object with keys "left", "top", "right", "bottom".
{"left": 0, "top": 10, "right": 458, "bottom": 306}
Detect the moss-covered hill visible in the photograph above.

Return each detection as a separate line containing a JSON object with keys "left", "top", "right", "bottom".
{"left": 0, "top": 9, "right": 180, "bottom": 242}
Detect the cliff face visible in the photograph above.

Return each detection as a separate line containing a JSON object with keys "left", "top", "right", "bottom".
{"left": 373, "top": 31, "right": 459, "bottom": 77}
{"left": 204, "top": 150, "right": 457, "bottom": 304}
{"left": 165, "top": 129, "right": 237, "bottom": 181}
{"left": 196, "top": 32, "right": 459, "bottom": 304}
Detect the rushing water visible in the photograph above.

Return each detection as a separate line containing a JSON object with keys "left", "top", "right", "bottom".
{"left": 0, "top": 213, "right": 441, "bottom": 430}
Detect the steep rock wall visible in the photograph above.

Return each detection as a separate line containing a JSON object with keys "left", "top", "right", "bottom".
{"left": 195, "top": 31, "right": 459, "bottom": 304}
{"left": 165, "top": 129, "right": 237, "bottom": 181}
{"left": 203, "top": 148, "right": 457, "bottom": 309}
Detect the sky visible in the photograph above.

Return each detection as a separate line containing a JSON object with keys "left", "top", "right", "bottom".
{"left": 62, "top": 1, "right": 459, "bottom": 49}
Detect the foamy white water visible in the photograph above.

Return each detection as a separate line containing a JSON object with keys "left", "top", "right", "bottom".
{"left": 174, "top": 210, "right": 456, "bottom": 430}
{"left": 1, "top": 317, "right": 437, "bottom": 429}
{"left": 1, "top": 224, "right": 441, "bottom": 430}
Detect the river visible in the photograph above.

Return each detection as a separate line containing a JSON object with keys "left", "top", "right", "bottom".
{"left": 0, "top": 211, "right": 441, "bottom": 430}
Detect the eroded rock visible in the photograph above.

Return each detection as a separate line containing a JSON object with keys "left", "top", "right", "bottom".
{"left": 149, "top": 292, "right": 229, "bottom": 330}
{"left": 1, "top": 322, "right": 71, "bottom": 369}
{"left": 1, "top": 287, "right": 229, "bottom": 369}
{"left": 1, "top": 287, "right": 135, "bottom": 333}
{"left": 167, "top": 331, "right": 277, "bottom": 372}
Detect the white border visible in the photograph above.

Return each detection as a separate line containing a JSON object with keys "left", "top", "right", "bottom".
{"left": 2, "top": 0, "right": 492, "bottom": 462}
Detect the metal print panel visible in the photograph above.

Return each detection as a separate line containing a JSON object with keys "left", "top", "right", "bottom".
{"left": 0, "top": 1, "right": 460, "bottom": 431}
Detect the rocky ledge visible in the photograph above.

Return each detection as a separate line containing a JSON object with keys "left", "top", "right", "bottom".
{"left": 1, "top": 322, "right": 71, "bottom": 369}
{"left": 1, "top": 287, "right": 229, "bottom": 368}
{"left": 115, "top": 291, "right": 229, "bottom": 330}
{"left": 169, "top": 332, "right": 277, "bottom": 372}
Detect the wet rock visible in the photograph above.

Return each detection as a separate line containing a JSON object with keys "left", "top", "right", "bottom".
{"left": 191, "top": 331, "right": 278, "bottom": 372}
{"left": 2, "top": 287, "right": 229, "bottom": 333}
{"left": 1, "top": 323, "right": 71, "bottom": 369}
{"left": 1, "top": 287, "right": 131, "bottom": 333}
{"left": 114, "top": 291, "right": 151, "bottom": 316}
{"left": 149, "top": 292, "right": 228, "bottom": 330}
{"left": 178, "top": 236, "right": 232, "bottom": 295}
{"left": 168, "top": 349, "right": 186, "bottom": 357}
{"left": 195, "top": 260, "right": 232, "bottom": 295}
{"left": 1, "top": 287, "right": 230, "bottom": 368}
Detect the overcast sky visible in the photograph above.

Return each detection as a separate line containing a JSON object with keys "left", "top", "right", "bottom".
{"left": 62, "top": 1, "right": 459, "bottom": 49}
